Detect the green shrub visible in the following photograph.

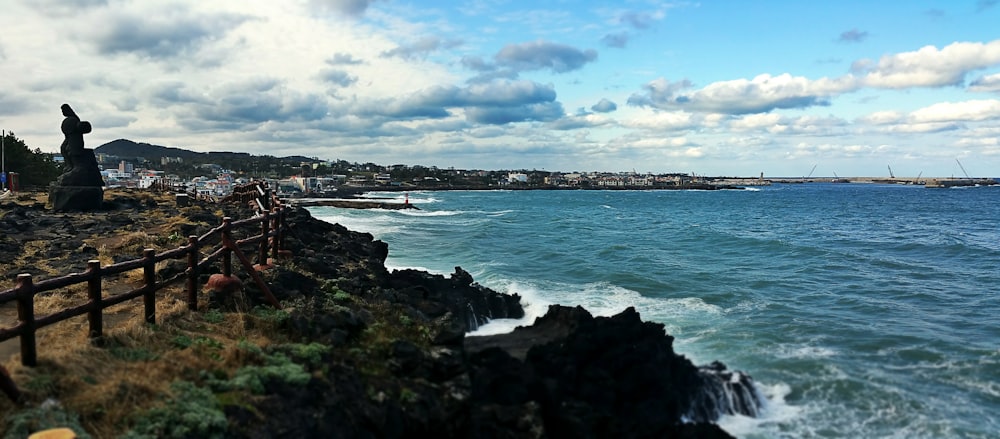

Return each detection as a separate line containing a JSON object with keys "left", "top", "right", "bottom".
{"left": 171, "top": 335, "right": 225, "bottom": 361}
{"left": 279, "top": 342, "right": 330, "bottom": 369}
{"left": 251, "top": 306, "right": 288, "bottom": 325}
{"left": 203, "top": 309, "right": 225, "bottom": 324}
{"left": 123, "top": 381, "right": 226, "bottom": 439}
{"left": 110, "top": 347, "right": 159, "bottom": 362}
{"left": 171, "top": 335, "right": 193, "bottom": 349}
{"left": 3, "top": 399, "right": 92, "bottom": 439}
{"left": 219, "top": 353, "right": 310, "bottom": 395}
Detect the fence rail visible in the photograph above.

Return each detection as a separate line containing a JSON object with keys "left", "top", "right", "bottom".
{"left": 0, "top": 182, "right": 289, "bottom": 402}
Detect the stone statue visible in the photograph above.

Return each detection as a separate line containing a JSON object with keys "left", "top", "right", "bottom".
{"left": 50, "top": 104, "right": 105, "bottom": 211}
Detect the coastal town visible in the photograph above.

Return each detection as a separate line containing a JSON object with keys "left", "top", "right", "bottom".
{"left": 73, "top": 141, "right": 771, "bottom": 198}
{"left": 99, "top": 158, "right": 768, "bottom": 199}
{"left": 1, "top": 135, "right": 995, "bottom": 200}
{"left": 90, "top": 153, "right": 996, "bottom": 199}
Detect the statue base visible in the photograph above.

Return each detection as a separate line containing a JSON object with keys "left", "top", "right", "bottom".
{"left": 49, "top": 186, "right": 104, "bottom": 212}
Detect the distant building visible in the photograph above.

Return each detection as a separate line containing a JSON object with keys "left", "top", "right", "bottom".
{"left": 289, "top": 176, "right": 318, "bottom": 192}
{"left": 508, "top": 173, "right": 528, "bottom": 183}
{"left": 138, "top": 170, "right": 165, "bottom": 189}
{"left": 347, "top": 175, "right": 371, "bottom": 186}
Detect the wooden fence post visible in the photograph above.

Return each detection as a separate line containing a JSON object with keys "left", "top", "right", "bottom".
{"left": 270, "top": 207, "right": 280, "bottom": 261}
{"left": 87, "top": 260, "right": 103, "bottom": 340}
{"left": 187, "top": 235, "right": 199, "bottom": 310}
{"left": 278, "top": 206, "right": 287, "bottom": 252}
{"left": 143, "top": 248, "right": 156, "bottom": 324}
{"left": 258, "top": 209, "right": 270, "bottom": 265}
{"left": 223, "top": 248, "right": 232, "bottom": 276}
{"left": 15, "top": 274, "right": 37, "bottom": 367}
{"left": 221, "top": 216, "right": 233, "bottom": 242}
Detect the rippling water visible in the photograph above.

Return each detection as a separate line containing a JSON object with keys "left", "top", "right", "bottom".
{"left": 307, "top": 183, "right": 1000, "bottom": 438}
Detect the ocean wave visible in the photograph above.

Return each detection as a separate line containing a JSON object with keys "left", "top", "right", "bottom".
{"left": 311, "top": 213, "right": 404, "bottom": 237}
{"left": 396, "top": 209, "right": 463, "bottom": 217}
{"left": 717, "top": 381, "right": 800, "bottom": 439}
{"left": 770, "top": 343, "right": 839, "bottom": 359}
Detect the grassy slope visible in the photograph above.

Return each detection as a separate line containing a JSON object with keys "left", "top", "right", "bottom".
{"left": 0, "top": 190, "right": 438, "bottom": 438}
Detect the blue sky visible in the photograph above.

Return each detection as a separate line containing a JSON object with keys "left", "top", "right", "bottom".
{"left": 2, "top": 0, "right": 999, "bottom": 177}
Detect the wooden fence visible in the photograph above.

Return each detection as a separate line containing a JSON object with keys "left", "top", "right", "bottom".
{"left": 0, "top": 181, "right": 289, "bottom": 402}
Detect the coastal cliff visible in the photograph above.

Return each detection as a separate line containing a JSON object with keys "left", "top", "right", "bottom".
{"left": 0, "top": 190, "right": 760, "bottom": 437}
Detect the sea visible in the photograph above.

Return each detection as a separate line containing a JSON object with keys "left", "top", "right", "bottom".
{"left": 306, "top": 183, "right": 1000, "bottom": 439}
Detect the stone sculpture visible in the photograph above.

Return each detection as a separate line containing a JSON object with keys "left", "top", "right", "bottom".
{"left": 49, "top": 104, "right": 104, "bottom": 211}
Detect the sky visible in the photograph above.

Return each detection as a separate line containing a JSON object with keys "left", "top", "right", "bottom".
{"left": 2, "top": 0, "right": 1000, "bottom": 178}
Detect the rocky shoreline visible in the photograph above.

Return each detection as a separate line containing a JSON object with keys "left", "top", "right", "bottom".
{"left": 1, "top": 190, "right": 761, "bottom": 437}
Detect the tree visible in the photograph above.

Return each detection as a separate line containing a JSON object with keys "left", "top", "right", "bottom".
{"left": 1, "top": 131, "right": 62, "bottom": 188}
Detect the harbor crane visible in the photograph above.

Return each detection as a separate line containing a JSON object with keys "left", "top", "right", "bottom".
{"left": 805, "top": 164, "right": 817, "bottom": 179}
{"left": 888, "top": 165, "right": 895, "bottom": 179}
{"left": 956, "top": 159, "right": 971, "bottom": 178}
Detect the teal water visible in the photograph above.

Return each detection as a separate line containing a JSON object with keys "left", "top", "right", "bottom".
{"left": 307, "top": 184, "right": 1000, "bottom": 438}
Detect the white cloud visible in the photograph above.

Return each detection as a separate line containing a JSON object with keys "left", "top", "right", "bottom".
{"left": 622, "top": 110, "right": 695, "bottom": 131}
{"left": 909, "top": 99, "right": 1000, "bottom": 123}
{"left": 629, "top": 40, "right": 1000, "bottom": 117}
{"left": 857, "top": 40, "right": 1000, "bottom": 88}
{"left": 885, "top": 122, "right": 961, "bottom": 134}
{"left": 857, "top": 110, "right": 905, "bottom": 125}
{"left": 786, "top": 115, "right": 847, "bottom": 135}
{"left": 308, "top": 0, "right": 378, "bottom": 17}
{"left": 970, "top": 72, "right": 1000, "bottom": 93}
{"left": 629, "top": 74, "right": 859, "bottom": 114}
{"left": 627, "top": 137, "right": 691, "bottom": 149}
{"left": 956, "top": 137, "right": 999, "bottom": 147}
{"left": 729, "top": 113, "right": 784, "bottom": 131}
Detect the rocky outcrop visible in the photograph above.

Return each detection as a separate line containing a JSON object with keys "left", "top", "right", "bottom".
{"left": 464, "top": 305, "right": 759, "bottom": 438}
{"left": 281, "top": 207, "right": 523, "bottom": 330}
{"left": 388, "top": 267, "right": 524, "bottom": 331}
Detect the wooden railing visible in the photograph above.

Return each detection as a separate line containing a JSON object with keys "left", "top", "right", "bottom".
{"left": 0, "top": 181, "right": 289, "bottom": 401}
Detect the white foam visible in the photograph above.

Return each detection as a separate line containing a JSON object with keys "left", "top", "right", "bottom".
{"left": 466, "top": 281, "right": 553, "bottom": 337}
{"left": 311, "top": 213, "right": 403, "bottom": 238}
{"left": 771, "top": 343, "right": 839, "bottom": 359}
{"left": 396, "top": 209, "right": 462, "bottom": 217}
{"left": 717, "top": 381, "right": 802, "bottom": 438}
{"left": 466, "top": 279, "right": 725, "bottom": 339}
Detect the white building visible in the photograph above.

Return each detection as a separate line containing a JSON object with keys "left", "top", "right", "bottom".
{"left": 508, "top": 173, "right": 528, "bottom": 183}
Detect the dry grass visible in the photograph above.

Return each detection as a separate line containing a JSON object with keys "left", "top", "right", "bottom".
{"left": 0, "top": 188, "right": 297, "bottom": 436}
{"left": 1, "top": 284, "right": 287, "bottom": 437}
{"left": 10, "top": 241, "right": 62, "bottom": 277}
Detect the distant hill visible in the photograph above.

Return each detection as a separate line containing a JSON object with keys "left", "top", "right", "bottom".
{"left": 94, "top": 139, "right": 319, "bottom": 163}
{"left": 95, "top": 139, "right": 206, "bottom": 160}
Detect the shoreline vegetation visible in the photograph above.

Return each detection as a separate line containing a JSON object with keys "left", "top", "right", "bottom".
{"left": 1, "top": 189, "right": 759, "bottom": 438}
